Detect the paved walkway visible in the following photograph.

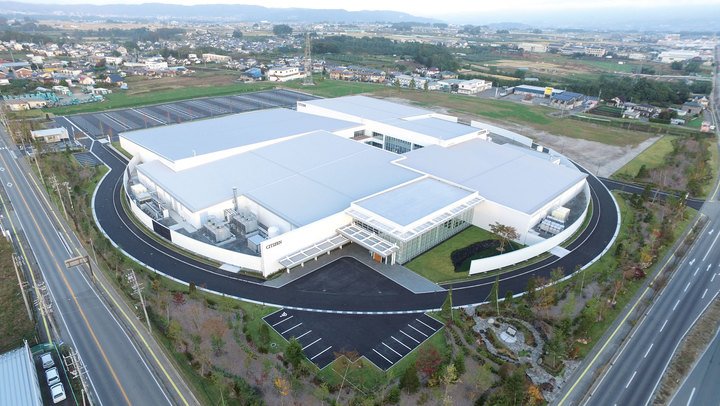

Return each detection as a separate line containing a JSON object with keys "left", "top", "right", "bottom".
{"left": 264, "top": 243, "right": 445, "bottom": 293}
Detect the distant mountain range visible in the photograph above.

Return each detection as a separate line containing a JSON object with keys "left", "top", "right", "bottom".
{"left": 0, "top": 1, "right": 437, "bottom": 23}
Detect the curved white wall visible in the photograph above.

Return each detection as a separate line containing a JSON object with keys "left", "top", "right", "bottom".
{"left": 469, "top": 182, "right": 590, "bottom": 275}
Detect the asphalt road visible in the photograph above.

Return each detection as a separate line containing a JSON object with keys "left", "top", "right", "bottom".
{"left": 88, "top": 132, "right": 619, "bottom": 313}
{"left": 670, "top": 327, "right": 720, "bottom": 406}
{"left": 581, "top": 201, "right": 720, "bottom": 406}
{"left": 666, "top": 44, "right": 720, "bottom": 406}
{"left": 561, "top": 45, "right": 720, "bottom": 406}
{"left": 0, "top": 127, "right": 188, "bottom": 405}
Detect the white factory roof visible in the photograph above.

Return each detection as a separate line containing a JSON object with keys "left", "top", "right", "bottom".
{"left": 121, "top": 108, "right": 358, "bottom": 162}
{"left": 398, "top": 139, "right": 587, "bottom": 214}
{"left": 138, "top": 131, "right": 421, "bottom": 225}
{"left": 354, "top": 177, "right": 476, "bottom": 227}
{"left": 0, "top": 344, "right": 42, "bottom": 406}
{"left": 383, "top": 117, "right": 480, "bottom": 141}
{"left": 300, "top": 95, "right": 432, "bottom": 122}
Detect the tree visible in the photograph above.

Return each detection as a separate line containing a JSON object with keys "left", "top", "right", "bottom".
{"left": 284, "top": 338, "right": 304, "bottom": 369}
{"left": 172, "top": 291, "right": 186, "bottom": 307}
{"left": 440, "top": 363, "right": 459, "bottom": 405}
{"left": 203, "top": 317, "right": 228, "bottom": 356}
{"left": 416, "top": 345, "right": 442, "bottom": 378}
{"left": 273, "top": 24, "right": 292, "bottom": 37}
{"left": 423, "top": 80, "right": 429, "bottom": 91}
{"left": 525, "top": 277, "right": 538, "bottom": 305}
{"left": 166, "top": 320, "right": 182, "bottom": 347}
{"left": 400, "top": 364, "right": 420, "bottom": 393}
{"left": 273, "top": 375, "right": 290, "bottom": 405}
{"left": 441, "top": 288, "right": 453, "bottom": 323}
{"left": 504, "top": 370, "right": 526, "bottom": 406}
{"left": 232, "top": 29, "right": 243, "bottom": 39}
{"left": 409, "top": 78, "right": 416, "bottom": 89}
{"left": 489, "top": 276, "right": 500, "bottom": 316}
{"left": 545, "top": 331, "right": 566, "bottom": 370}
{"left": 490, "top": 222, "right": 520, "bottom": 253}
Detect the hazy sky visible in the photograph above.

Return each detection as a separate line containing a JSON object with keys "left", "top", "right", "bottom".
{"left": 11, "top": 0, "right": 720, "bottom": 18}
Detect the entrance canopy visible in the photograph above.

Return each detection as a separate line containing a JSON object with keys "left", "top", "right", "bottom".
{"left": 338, "top": 224, "right": 397, "bottom": 257}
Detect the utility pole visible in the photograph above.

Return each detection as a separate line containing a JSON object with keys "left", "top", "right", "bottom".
{"left": 128, "top": 270, "right": 151, "bottom": 332}
{"left": 63, "top": 181, "right": 73, "bottom": 210}
{"left": 12, "top": 253, "right": 33, "bottom": 321}
{"left": 63, "top": 347, "right": 92, "bottom": 406}
{"left": 49, "top": 175, "right": 68, "bottom": 220}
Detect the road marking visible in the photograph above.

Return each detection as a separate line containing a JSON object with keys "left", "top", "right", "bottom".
{"left": 708, "top": 264, "right": 712, "bottom": 272}
{"left": 644, "top": 343, "right": 654, "bottom": 358}
{"left": 689, "top": 259, "right": 696, "bottom": 266}
{"left": 373, "top": 348, "right": 393, "bottom": 365}
{"left": 713, "top": 273, "right": 717, "bottom": 282}
{"left": 272, "top": 315, "right": 293, "bottom": 327}
{"left": 673, "top": 300, "right": 681, "bottom": 311}
{"left": 660, "top": 320, "right": 668, "bottom": 332}
{"left": 625, "top": 370, "right": 637, "bottom": 388}
{"left": 687, "top": 387, "right": 696, "bottom": 405}
{"left": 702, "top": 289, "right": 708, "bottom": 299}
{"left": 710, "top": 229, "right": 715, "bottom": 235}
{"left": 694, "top": 268, "right": 699, "bottom": 276}
{"left": 302, "top": 338, "right": 321, "bottom": 350}
{"left": 702, "top": 231, "right": 720, "bottom": 262}
{"left": 684, "top": 282, "right": 691, "bottom": 292}
{"left": 400, "top": 330, "right": 420, "bottom": 343}
{"left": 281, "top": 323, "right": 302, "bottom": 335}
{"left": 295, "top": 330, "right": 311, "bottom": 340}
{"left": 408, "top": 324, "right": 428, "bottom": 337}
{"left": 392, "top": 336, "right": 412, "bottom": 350}
{"left": 383, "top": 342, "right": 403, "bottom": 357}
{"left": 416, "top": 318, "right": 435, "bottom": 330}
{"left": 310, "top": 346, "right": 332, "bottom": 360}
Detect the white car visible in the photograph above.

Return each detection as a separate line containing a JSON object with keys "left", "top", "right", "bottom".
{"left": 40, "top": 353, "right": 54, "bottom": 369}
{"left": 46, "top": 367, "right": 61, "bottom": 386}
{"left": 50, "top": 383, "right": 66, "bottom": 404}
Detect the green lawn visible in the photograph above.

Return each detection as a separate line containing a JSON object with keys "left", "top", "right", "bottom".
{"left": 685, "top": 117, "right": 704, "bottom": 129}
{"left": 284, "top": 77, "right": 385, "bottom": 97}
{"left": 614, "top": 136, "right": 677, "bottom": 178}
{"left": 405, "top": 226, "right": 497, "bottom": 282}
{"left": 45, "top": 81, "right": 276, "bottom": 115}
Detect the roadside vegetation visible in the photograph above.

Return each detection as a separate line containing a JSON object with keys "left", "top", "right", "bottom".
{"left": 0, "top": 238, "right": 36, "bottom": 353}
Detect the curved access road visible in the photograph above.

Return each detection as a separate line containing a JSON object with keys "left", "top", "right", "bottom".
{"left": 91, "top": 140, "right": 619, "bottom": 313}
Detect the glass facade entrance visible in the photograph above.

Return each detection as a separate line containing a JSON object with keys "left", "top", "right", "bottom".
{"left": 354, "top": 208, "right": 473, "bottom": 264}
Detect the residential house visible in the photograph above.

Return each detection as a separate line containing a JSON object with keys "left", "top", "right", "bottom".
{"left": 457, "top": 79, "right": 492, "bottom": 95}
{"left": 104, "top": 73, "right": 124, "bottom": 86}
{"left": 266, "top": 66, "right": 303, "bottom": 82}
{"left": 78, "top": 75, "right": 95, "bottom": 86}
{"left": 682, "top": 101, "right": 703, "bottom": 116}
{"left": 31, "top": 127, "right": 69, "bottom": 143}
{"left": 14, "top": 67, "right": 33, "bottom": 79}
{"left": 550, "top": 92, "right": 585, "bottom": 110}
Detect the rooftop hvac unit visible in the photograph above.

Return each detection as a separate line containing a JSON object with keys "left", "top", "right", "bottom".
{"left": 227, "top": 209, "right": 258, "bottom": 237}
{"left": 204, "top": 217, "right": 232, "bottom": 243}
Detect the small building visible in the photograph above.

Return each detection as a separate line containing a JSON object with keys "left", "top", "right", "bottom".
{"left": 266, "top": 66, "right": 303, "bottom": 82}
{"left": 682, "top": 101, "right": 703, "bottom": 116}
{"left": 243, "top": 67, "right": 263, "bottom": 80}
{"left": 202, "top": 53, "right": 232, "bottom": 64}
{"left": 31, "top": 127, "right": 69, "bottom": 143}
{"left": 518, "top": 43, "right": 547, "bottom": 53}
{"left": 670, "top": 118, "right": 686, "bottom": 125}
{"left": 622, "top": 109, "right": 641, "bottom": 119}
{"left": 0, "top": 342, "right": 43, "bottom": 406}
{"left": 13, "top": 67, "right": 33, "bottom": 79}
{"left": 514, "top": 85, "right": 562, "bottom": 98}
{"left": 550, "top": 92, "right": 584, "bottom": 110}
{"left": 457, "top": 79, "right": 492, "bottom": 95}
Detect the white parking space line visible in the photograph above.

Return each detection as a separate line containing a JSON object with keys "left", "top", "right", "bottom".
{"left": 296, "top": 330, "right": 312, "bottom": 340}
{"left": 392, "top": 336, "right": 412, "bottom": 351}
{"left": 408, "top": 324, "right": 428, "bottom": 337}
{"left": 644, "top": 343, "right": 653, "bottom": 358}
{"left": 281, "top": 323, "right": 302, "bottom": 335}
{"left": 310, "top": 346, "right": 332, "bottom": 360}
{"left": 673, "top": 300, "right": 681, "bottom": 311}
{"left": 625, "top": 370, "right": 637, "bottom": 389}
{"left": 272, "top": 315, "right": 293, "bottom": 327}
{"left": 702, "top": 289, "right": 708, "bottom": 299}
{"left": 660, "top": 320, "right": 668, "bottom": 332}
{"left": 373, "top": 348, "right": 393, "bottom": 365}
{"left": 132, "top": 108, "right": 165, "bottom": 125}
{"left": 400, "top": 330, "right": 420, "bottom": 343}
{"left": 416, "top": 318, "right": 435, "bottom": 330}
{"left": 383, "top": 342, "right": 402, "bottom": 357}
{"left": 303, "top": 338, "right": 321, "bottom": 350}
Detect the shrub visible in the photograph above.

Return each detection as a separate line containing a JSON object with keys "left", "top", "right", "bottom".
{"left": 399, "top": 364, "right": 420, "bottom": 393}
{"left": 450, "top": 240, "right": 500, "bottom": 271}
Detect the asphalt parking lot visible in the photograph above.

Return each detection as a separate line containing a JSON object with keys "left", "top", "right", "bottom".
{"left": 54, "top": 89, "right": 318, "bottom": 139}
{"left": 264, "top": 309, "right": 443, "bottom": 369}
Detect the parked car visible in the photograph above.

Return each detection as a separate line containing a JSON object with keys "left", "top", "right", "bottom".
{"left": 40, "top": 353, "right": 54, "bottom": 369}
{"left": 50, "top": 383, "right": 66, "bottom": 404}
{"left": 46, "top": 367, "right": 60, "bottom": 386}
